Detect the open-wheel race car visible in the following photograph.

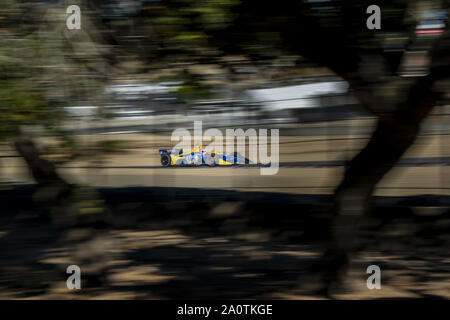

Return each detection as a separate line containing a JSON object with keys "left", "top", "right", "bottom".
{"left": 159, "top": 146, "right": 251, "bottom": 167}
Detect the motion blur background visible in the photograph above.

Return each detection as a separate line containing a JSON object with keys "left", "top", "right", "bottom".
{"left": 0, "top": 0, "right": 449, "bottom": 299}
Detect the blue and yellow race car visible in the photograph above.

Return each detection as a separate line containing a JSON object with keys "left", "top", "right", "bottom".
{"left": 159, "top": 146, "right": 250, "bottom": 167}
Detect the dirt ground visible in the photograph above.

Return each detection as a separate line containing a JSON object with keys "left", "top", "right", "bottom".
{"left": 0, "top": 186, "right": 449, "bottom": 299}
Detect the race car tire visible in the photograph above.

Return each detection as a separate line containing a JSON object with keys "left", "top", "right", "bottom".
{"left": 160, "top": 154, "right": 172, "bottom": 167}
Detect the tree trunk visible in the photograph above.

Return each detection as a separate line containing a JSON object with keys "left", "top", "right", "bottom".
{"left": 14, "top": 138, "right": 71, "bottom": 202}
{"left": 316, "top": 73, "right": 441, "bottom": 293}
{"left": 15, "top": 138, "right": 112, "bottom": 287}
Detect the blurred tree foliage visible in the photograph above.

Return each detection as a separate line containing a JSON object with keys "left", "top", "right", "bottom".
{"left": 136, "top": 0, "right": 425, "bottom": 99}
{"left": 0, "top": 0, "right": 109, "bottom": 143}
{"left": 0, "top": 0, "right": 113, "bottom": 189}
{"left": 150, "top": 0, "right": 239, "bottom": 43}
{"left": 0, "top": 30, "right": 54, "bottom": 140}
